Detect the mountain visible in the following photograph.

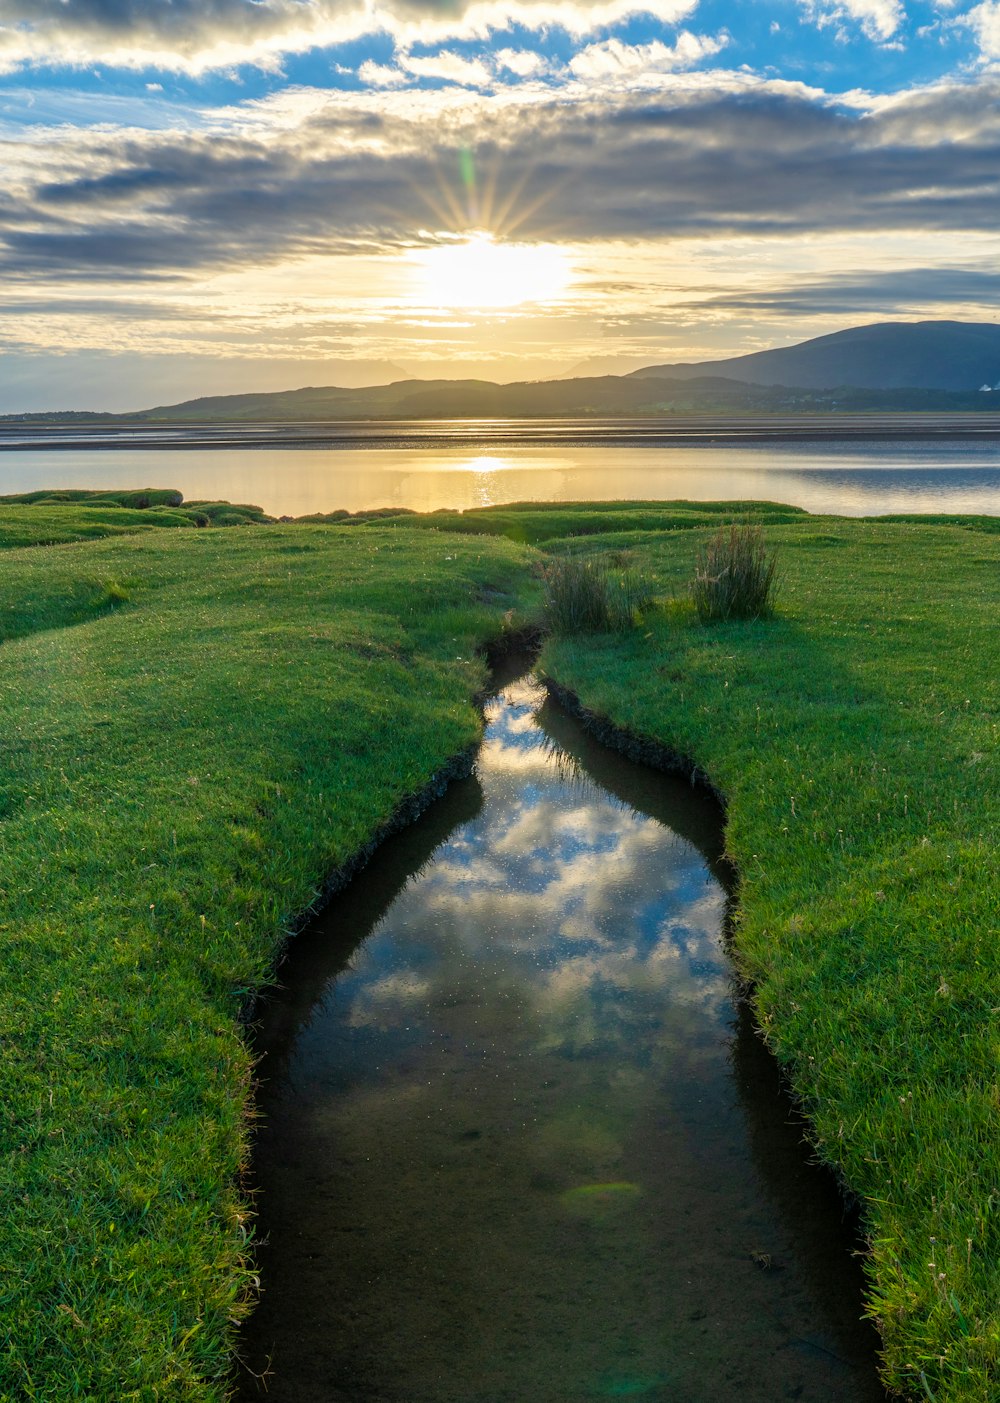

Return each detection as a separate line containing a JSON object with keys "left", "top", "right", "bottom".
{"left": 398, "top": 356, "right": 574, "bottom": 383}
{"left": 557, "top": 354, "right": 664, "bottom": 379}
{"left": 629, "top": 321, "right": 1000, "bottom": 391}
{"left": 120, "top": 371, "right": 999, "bottom": 424}
{"left": 8, "top": 322, "right": 1000, "bottom": 423}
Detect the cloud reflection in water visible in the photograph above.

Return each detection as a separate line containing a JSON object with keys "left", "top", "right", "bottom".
{"left": 340, "top": 676, "right": 729, "bottom": 1059}
{"left": 243, "top": 669, "right": 885, "bottom": 1403}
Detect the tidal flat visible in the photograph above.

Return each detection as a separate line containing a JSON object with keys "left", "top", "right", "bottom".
{"left": 0, "top": 491, "right": 997, "bottom": 1401}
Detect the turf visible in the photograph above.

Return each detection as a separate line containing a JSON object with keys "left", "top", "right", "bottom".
{"left": 299, "top": 499, "right": 809, "bottom": 544}
{"left": 535, "top": 513, "right": 1000, "bottom": 1402}
{"left": 0, "top": 489, "right": 270, "bottom": 549}
{"left": 0, "top": 522, "right": 535, "bottom": 1400}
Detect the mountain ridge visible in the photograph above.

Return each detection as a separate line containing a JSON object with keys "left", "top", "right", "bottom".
{"left": 4, "top": 321, "right": 1000, "bottom": 422}
{"left": 628, "top": 320, "right": 1000, "bottom": 391}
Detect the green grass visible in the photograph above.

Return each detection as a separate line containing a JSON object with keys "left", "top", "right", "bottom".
{"left": 0, "top": 489, "right": 271, "bottom": 549}
{"left": 0, "top": 522, "right": 535, "bottom": 1399}
{"left": 542, "top": 553, "right": 651, "bottom": 633}
{"left": 535, "top": 514, "right": 1000, "bottom": 1402}
{"left": 2, "top": 489, "right": 188, "bottom": 508}
{"left": 691, "top": 520, "right": 779, "bottom": 621}
{"left": 314, "top": 499, "right": 810, "bottom": 545}
{"left": 5, "top": 496, "right": 1000, "bottom": 1400}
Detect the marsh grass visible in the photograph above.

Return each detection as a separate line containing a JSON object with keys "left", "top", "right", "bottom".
{"left": 542, "top": 554, "right": 651, "bottom": 633}
{"left": 691, "top": 521, "right": 778, "bottom": 621}
{"left": 350, "top": 499, "right": 807, "bottom": 546}
{"left": 0, "top": 522, "right": 535, "bottom": 1399}
{"left": 540, "top": 515, "right": 1000, "bottom": 1402}
{"left": 0, "top": 489, "right": 271, "bottom": 550}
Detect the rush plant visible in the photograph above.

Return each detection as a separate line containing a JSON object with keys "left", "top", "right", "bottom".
{"left": 692, "top": 521, "right": 778, "bottom": 622}
{"left": 542, "top": 555, "right": 651, "bottom": 633}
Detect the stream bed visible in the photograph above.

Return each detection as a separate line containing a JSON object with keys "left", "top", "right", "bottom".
{"left": 238, "top": 671, "right": 885, "bottom": 1402}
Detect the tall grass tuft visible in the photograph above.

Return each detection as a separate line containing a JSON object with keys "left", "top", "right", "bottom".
{"left": 692, "top": 522, "right": 778, "bottom": 622}
{"left": 543, "top": 555, "right": 651, "bottom": 633}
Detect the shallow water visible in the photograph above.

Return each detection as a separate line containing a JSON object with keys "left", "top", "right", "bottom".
{"left": 239, "top": 673, "right": 885, "bottom": 1403}
{"left": 2, "top": 423, "right": 1000, "bottom": 516}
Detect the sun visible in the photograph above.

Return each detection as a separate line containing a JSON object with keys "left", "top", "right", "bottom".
{"left": 412, "top": 232, "right": 571, "bottom": 310}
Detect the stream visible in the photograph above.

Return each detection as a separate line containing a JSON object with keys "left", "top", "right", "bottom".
{"left": 238, "top": 669, "right": 885, "bottom": 1402}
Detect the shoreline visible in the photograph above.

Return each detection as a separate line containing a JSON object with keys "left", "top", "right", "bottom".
{"left": 5, "top": 411, "right": 1000, "bottom": 454}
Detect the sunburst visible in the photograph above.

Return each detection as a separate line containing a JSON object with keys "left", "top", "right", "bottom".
{"left": 412, "top": 230, "right": 570, "bottom": 309}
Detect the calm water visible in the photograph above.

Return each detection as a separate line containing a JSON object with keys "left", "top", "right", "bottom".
{"left": 2, "top": 424, "right": 1000, "bottom": 516}
{"left": 239, "top": 672, "right": 885, "bottom": 1402}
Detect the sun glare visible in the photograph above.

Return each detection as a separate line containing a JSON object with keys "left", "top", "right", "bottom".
{"left": 413, "top": 233, "right": 571, "bottom": 310}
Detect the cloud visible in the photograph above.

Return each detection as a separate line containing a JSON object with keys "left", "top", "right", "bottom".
{"left": 358, "top": 60, "right": 409, "bottom": 87}
{"left": 494, "top": 47, "right": 549, "bottom": 75}
{"left": 960, "top": 0, "right": 1000, "bottom": 59}
{"left": 400, "top": 50, "right": 495, "bottom": 85}
{"left": 0, "top": 0, "right": 699, "bottom": 74}
{"left": 798, "top": 0, "right": 905, "bottom": 41}
{"left": 693, "top": 265, "right": 1000, "bottom": 315}
{"left": 7, "top": 74, "right": 1000, "bottom": 286}
{"left": 568, "top": 31, "right": 726, "bottom": 79}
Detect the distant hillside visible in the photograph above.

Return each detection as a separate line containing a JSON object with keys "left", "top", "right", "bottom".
{"left": 630, "top": 321, "right": 1000, "bottom": 391}
{"left": 119, "top": 372, "right": 998, "bottom": 422}
{"left": 557, "top": 354, "right": 663, "bottom": 379}
{"left": 7, "top": 321, "right": 1000, "bottom": 423}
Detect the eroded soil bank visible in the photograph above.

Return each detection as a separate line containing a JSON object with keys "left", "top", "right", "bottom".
{"left": 239, "top": 667, "right": 884, "bottom": 1402}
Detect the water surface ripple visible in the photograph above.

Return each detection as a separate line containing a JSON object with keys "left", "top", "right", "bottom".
{"left": 4, "top": 424, "right": 1000, "bottom": 516}
{"left": 240, "top": 674, "right": 885, "bottom": 1402}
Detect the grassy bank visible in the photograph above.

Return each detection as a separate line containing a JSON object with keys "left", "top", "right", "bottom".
{"left": 0, "top": 521, "right": 534, "bottom": 1399}
{"left": 0, "top": 489, "right": 270, "bottom": 549}
{"left": 533, "top": 514, "right": 1000, "bottom": 1402}
{"left": 4, "top": 494, "right": 1000, "bottom": 1400}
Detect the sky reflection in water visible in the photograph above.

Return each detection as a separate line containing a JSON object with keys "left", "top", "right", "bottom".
{"left": 241, "top": 676, "right": 884, "bottom": 1403}
{"left": 297, "top": 677, "right": 729, "bottom": 1113}
{"left": 3, "top": 437, "right": 1000, "bottom": 517}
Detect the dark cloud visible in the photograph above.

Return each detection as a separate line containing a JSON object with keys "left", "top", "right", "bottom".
{"left": 0, "top": 0, "right": 666, "bottom": 69}
{"left": 6, "top": 79, "right": 1000, "bottom": 280}
{"left": 694, "top": 268, "right": 1000, "bottom": 316}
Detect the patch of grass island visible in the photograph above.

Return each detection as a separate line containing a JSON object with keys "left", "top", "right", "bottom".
{"left": 1, "top": 490, "right": 998, "bottom": 1401}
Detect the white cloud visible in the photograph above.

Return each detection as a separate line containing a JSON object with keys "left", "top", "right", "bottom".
{"left": 960, "top": 0, "right": 1000, "bottom": 59}
{"left": 568, "top": 30, "right": 726, "bottom": 79}
{"left": 798, "top": 0, "right": 905, "bottom": 41}
{"left": 400, "top": 50, "right": 495, "bottom": 86}
{"left": 358, "top": 59, "right": 409, "bottom": 86}
{"left": 494, "top": 47, "right": 549, "bottom": 75}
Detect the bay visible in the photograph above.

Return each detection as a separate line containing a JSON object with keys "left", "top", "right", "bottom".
{"left": 2, "top": 422, "right": 1000, "bottom": 517}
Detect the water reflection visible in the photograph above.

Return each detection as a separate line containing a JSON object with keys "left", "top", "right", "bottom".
{"left": 2, "top": 433, "right": 1000, "bottom": 516}
{"left": 241, "top": 675, "right": 884, "bottom": 1402}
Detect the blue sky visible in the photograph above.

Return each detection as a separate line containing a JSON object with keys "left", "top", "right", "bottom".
{"left": 0, "top": 0, "right": 998, "bottom": 408}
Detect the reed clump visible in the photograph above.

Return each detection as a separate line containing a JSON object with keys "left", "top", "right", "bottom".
{"left": 692, "top": 522, "right": 778, "bottom": 621}
{"left": 543, "top": 555, "right": 651, "bottom": 633}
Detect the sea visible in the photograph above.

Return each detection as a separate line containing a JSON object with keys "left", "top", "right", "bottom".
{"left": 3, "top": 419, "right": 1000, "bottom": 517}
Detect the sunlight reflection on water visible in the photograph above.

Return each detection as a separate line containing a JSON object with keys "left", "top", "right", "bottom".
{"left": 3, "top": 436, "right": 1000, "bottom": 516}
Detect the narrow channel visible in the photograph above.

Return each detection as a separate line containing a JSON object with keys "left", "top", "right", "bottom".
{"left": 238, "top": 668, "right": 885, "bottom": 1402}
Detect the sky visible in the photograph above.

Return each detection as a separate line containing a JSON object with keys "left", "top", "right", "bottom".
{"left": 1, "top": 0, "right": 999, "bottom": 409}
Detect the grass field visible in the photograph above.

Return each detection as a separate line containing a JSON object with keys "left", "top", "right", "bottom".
{"left": 0, "top": 518, "right": 534, "bottom": 1399}
{"left": 2, "top": 496, "right": 999, "bottom": 1400}
{"left": 0, "top": 489, "right": 270, "bottom": 550}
